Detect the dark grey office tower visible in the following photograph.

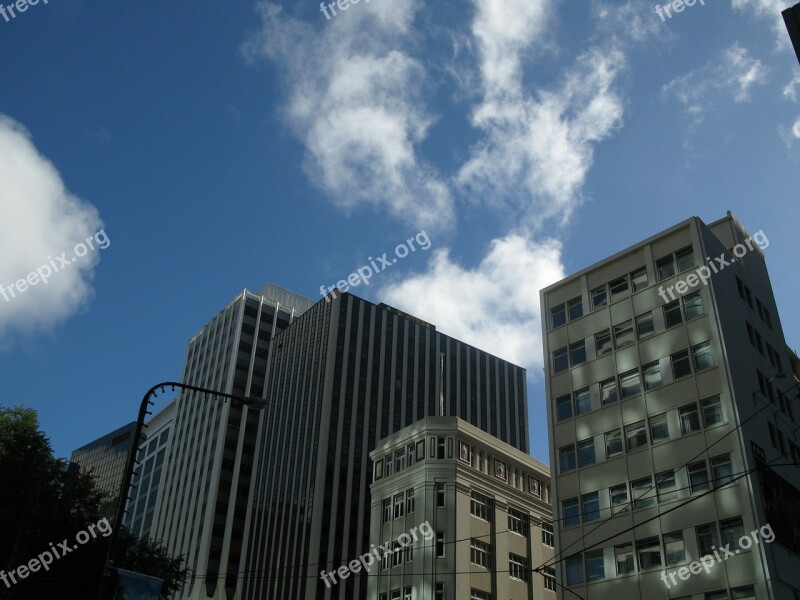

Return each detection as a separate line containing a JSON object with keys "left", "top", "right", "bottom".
{"left": 152, "top": 284, "right": 314, "bottom": 600}
{"left": 242, "top": 292, "right": 529, "bottom": 600}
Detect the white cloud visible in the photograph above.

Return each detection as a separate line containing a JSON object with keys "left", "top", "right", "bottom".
{"left": 380, "top": 233, "right": 564, "bottom": 370}
{"left": 242, "top": 2, "right": 454, "bottom": 232}
{"left": 0, "top": 116, "right": 104, "bottom": 340}
{"left": 793, "top": 117, "right": 800, "bottom": 139}
{"left": 731, "top": 0, "right": 793, "bottom": 49}
{"left": 784, "top": 72, "right": 800, "bottom": 102}
{"left": 663, "top": 43, "right": 768, "bottom": 123}
{"left": 457, "top": 0, "right": 626, "bottom": 229}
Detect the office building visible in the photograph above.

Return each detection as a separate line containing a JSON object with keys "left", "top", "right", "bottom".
{"left": 152, "top": 284, "right": 313, "bottom": 600}
{"left": 540, "top": 212, "right": 800, "bottom": 599}
{"left": 367, "top": 416, "right": 553, "bottom": 600}
{"left": 242, "top": 292, "right": 529, "bottom": 600}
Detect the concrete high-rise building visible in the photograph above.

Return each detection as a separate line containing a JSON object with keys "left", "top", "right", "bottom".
{"left": 71, "top": 421, "right": 137, "bottom": 519}
{"left": 366, "top": 416, "right": 553, "bottom": 600}
{"left": 540, "top": 212, "right": 800, "bottom": 599}
{"left": 152, "top": 284, "right": 314, "bottom": 600}
{"left": 242, "top": 292, "right": 529, "bottom": 600}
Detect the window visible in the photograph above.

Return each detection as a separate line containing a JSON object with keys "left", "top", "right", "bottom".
{"left": 582, "top": 492, "right": 600, "bottom": 522}
{"left": 636, "top": 312, "right": 655, "bottom": 338}
{"left": 574, "top": 388, "right": 591, "bottom": 415}
{"left": 631, "top": 267, "right": 648, "bottom": 292}
{"left": 435, "top": 583, "right": 444, "bottom": 600}
{"left": 508, "top": 507, "right": 528, "bottom": 537}
{"left": 553, "top": 347, "right": 568, "bottom": 373}
{"left": 656, "top": 470, "right": 677, "bottom": 502}
{"left": 637, "top": 537, "right": 662, "bottom": 569}
{"left": 625, "top": 421, "right": 647, "bottom": 451}
{"left": 404, "top": 587, "right": 412, "bottom": 600}
{"left": 570, "top": 340, "right": 587, "bottom": 366}
{"left": 657, "top": 255, "right": 676, "bottom": 281}
{"left": 385, "top": 453, "right": 393, "bottom": 477}
{"left": 701, "top": 395, "right": 724, "bottom": 427}
{"left": 437, "top": 437, "right": 446, "bottom": 459}
{"left": 711, "top": 454, "right": 733, "bottom": 487}
{"left": 610, "top": 276, "right": 629, "bottom": 300}
{"left": 696, "top": 523, "right": 719, "bottom": 556}
{"left": 560, "top": 445, "right": 576, "bottom": 473}
{"left": 395, "top": 448, "right": 405, "bottom": 471}
{"left": 679, "top": 404, "right": 701, "bottom": 435}
{"left": 382, "top": 544, "right": 391, "bottom": 570}
{"left": 585, "top": 549, "right": 605, "bottom": 581}
{"left": 650, "top": 413, "right": 669, "bottom": 442}
{"left": 684, "top": 291, "right": 704, "bottom": 320}
{"left": 551, "top": 304, "right": 566, "bottom": 329}
{"left": 392, "top": 541, "right": 402, "bottom": 567}
{"left": 567, "top": 296, "right": 583, "bottom": 320}
{"left": 610, "top": 483, "right": 629, "bottom": 512}
{"left": 706, "top": 592, "right": 728, "bottom": 600}
{"left": 600, "top": 378, "right": 618, "bottom": 405}
{"left": 563, "top": 497, "right": 580, "bottom": 527}
{"left": 595, "top": 329, "right": 612, "bottom": 357}
{"left": 391, "top": 590, "right": 401, "bottom": 600}
{"left": 578, "top": 438, "right": 595, "bottom": 467}
{"left": 605, "top": 429, "right": 623, "bottom": 458}
{"left": 383, "top": 498, "right": 392, "bottom": 523}
{"left": 556, "top": 394, "right": 572, "bottom": 422}
{"left": 614, "top": 320, "right": 635, "bottom": 348}
{"left": 406, "top": 488, "right": 416, "bottom": 513}
{"left": 620, "top": 369, "right": 641, "bottom": 398}
{"left": 436, "top": 531, "right": 445, "bottom": 558}
{"left": 470, "top": 539, "right": 492, "bottom": 569}
{"left": 692, "top": 341, "right": 714, "bottom": 371}
{"left": 565, "top": 553, "right": 584, "bottom": 585}
{"left": 721, "top": 517, "right": 744, "bottom": 547}
{"left": 664, "top": 531, "right": 686, "bottom": 565}
{"left": 407, "top": 442, "right": 416, "bottom": 466}
{"left": 688, "top": 461, "right": 710, "bottom": 493}
{"left": 542, "top": 522, "right": 554, "bottom": 547}
{"left": 664, "top": 300, "right": 683, "bottom": 328}
{"left": 375, "top": 459, "right": 383, "bottom": 480}
{"left": 731, "top": 586, "right": 756, "bottom": 600}
{"left": 471, "top": 491, "right": 493, "bottom": 521}
{"left": 470, "top": 590, "right": 492, "bottom": 600}
{"left": 543, "top": 566, "right": 556, "bottom": 591}
{"left": 394, "top": 493, "right": 405, "bottom": 519}
{"left": 631, "top": 476, "right": 656, "bottom": 509}
{"left": 736, "top": 276, "right": 746, "bottom": 300}
{"left": 436, "top": 483, "right": 445, "bottom": 508}
{"left": 509, "top": 553, "right": 529, "bottom": 581}
{"left": 675, "top": 246, "right": 695, "bottom": 272}
{"left": 615, "top": 543, "right": 634, "bottom": 574}
{"left": 591, "top": 286, "right": 608, "bottom": 310}
{"left": 643, "top": 361, "right": 662, "bottom": 390}
{"left": 671, "top": 350, "right": 692, "bottom": 379}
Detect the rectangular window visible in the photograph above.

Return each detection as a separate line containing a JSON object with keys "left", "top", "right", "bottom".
{"left": 585, "top": 549, "right": 605, "bottom": 581}
{"left": 631, "top": 266, "right": 648, "bottom": 292}
{"left": 664, "top": 530, "right": 686, "bottom": 565}
{"left": 403, "top": 587, "right": 412, "bottom": 600}
{"left": 615, "top": 543, "right": 634, "bottom": 574}
{"left": 407, "top": 442, "right": 416, "bottom": 466}
{"left": 671, "top": 350, "right": 692, "bottom": 379}
{"left": 688, "top": 461, "right": 710, "bottom": 493}
{"left": 470, "top": 491, "right": 493, "bottom": 521}
{"left": 570, "top": 340, "right": 587, "bottom": 366}
{"left": 610, "top": 483, "right": 629, "bottom": 512}
{"left": 543, "top": 566, "right": 556, "bottom": 591}
{"left": 605, "top": 429, "right": 623, "bottom": 458}
{"left": 553, "top": 347, "right": 569, "bottom": 373}
{"left": 731, "top": 586, "right": 756, "bottom": 600}
{"left": 560, "top": 444, "right": 576, "bottom": 473}
{"left": 437, "top": 437, "right": 446, "bottom": 459}
{"left": 636, "top": 311, "right": 655, "bottom": 338}
{"left": 563, "top": 497, "right": 580, "bottom": 527}
{"left": 591, "top": 286, "right": 608, "bottom": 310}
{"left": 595, "top": 329, "right": 613, "bottom": 357}
{"left": 737, "top": 276, "right": 746, "bottom": 300}
{"left": 625, "top": 421, "right": 647, "bottom": 452}
{"left": 383, "top": 498, "right": 392, "bottom": 523}
{"left": 542, "top": 522, "right": 554, "bottom": 547}
{"left": 637, "top": 537, "right": 662, "bottom": 569}
{"left": 551, "top": 304, "right": 566, "bottom": 329}
{"left": 567, "top": 296, "right": 583, "bottom": 321}
{"left": 470, "top": 539, "right": 492, "bottom": 569}
{"left": 470, "top": 591, "right": 492, "bottom": 600}
{"left": 406, "top": 488, "right": 415, "bottom": 513}
{"left": 711, "top": 454, "right": 733, "bottom": 487}
{"left": 385, "top": 453, "right": 393, "bottom": 477}
{"left": 650, "top": 413, "right": 669, "bottom": 442}
{"left": 565, "top": 553, "right": 584, "bottom": 585}
{"left": 643, "top": 361, "right": 662, "bottom": 390}
{"left": 574, "top": 388, "right": 591, "bottom": 415}
{"left": 631, "top": 476, "right": 656, "bottom": 509}
{"left": 509, "top": 553, "right": 529, "bottom": 581}
{"left": 679, "top": 404, "right": 701, "bottom": 435}
{"left": 578, "top": 438, "right": 595, "bottom": 467}
{"left": 610, "top": 276, "right": 629, "bottom": 300}
{"left": 656, "top": 469, "right": 677, "bottom": 502}
{"left": 675, "top": 246, "right": 695, "bottom": 272}
{"left": 393, "top": 493, "right": 405, "bottom": 519}
{"left": 556, "top": 394, "right": 572, "bottom": 422}
{"left": 656, "top": 255, "right": 676, "bottom": 281}
{"left": 600, "top": 378, "right": 618, "bottom": 405}
{"left": 436, "top": 483, "right": 445, "bottom": 508}
{"left": 508, "top": 507, "right": 528, "bottom": 537}
{"left": 395, "top": 448, "right": 406, "bottom": 471}
{"left": 391, "top": 589, "right": 401, "bottom": 600}
{"left": 696, "top": 523, "right": 718, "bottom": 556}
{"left": 721, "top": 517, "right": 744, "bottom": 548}
{"left": 435, "top": 583, "right": 444, "bottom": 600}
{"left": 664, "top": 300, "right": 683, "bottom": 328}
{"left": 392, "top": 541, "right": 402, "bottom": 567}
{"left": 614, "top": 320, "right": 635, "bottom": 348}
{"left": 684, "top": 291, "right": 704, "bottom": 320}
{"left": 692, "top": 341, "right": 714, "bottom": 371}
{"left": 620, "top": 369, "right": 641, "bottom": 398}
{"left": 436, "top": 531, "right": 445, "bottom": 558}
{"left": 582, "top": 491, "right": 600, "bottom": 522}
{"left": 701, "top": 395, "right": 724, "bottom": 427}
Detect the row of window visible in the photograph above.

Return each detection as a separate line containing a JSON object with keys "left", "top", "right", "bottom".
{"left": 552, "top": 291, "right": 705, "bottom": 375}
{"left": 382, "top": 488, "right": 415, "bottom": 523}
{"left": 565, "top": 516, "right": 751, "bottom": 588}
{"left": 559, "top": 395, "right": 724, "bottom": 473}
{"left": 756, "top": 368, "right": 795, "bottom": 420}
{"left": 736, "top": 276, "right": 773, "bottom": 330}
{"left": 562, "top": 453, "right": 733, "bottom": 526}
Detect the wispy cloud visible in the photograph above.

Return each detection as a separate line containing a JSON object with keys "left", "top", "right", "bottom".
{"left": 731, "top": 0, "right": 794, "bottom": 50}
{"left": 784, "top": 72, "right": 800, "bottom": 102}
{"left": 0, "top": 116, "right": 104, "bottom": 341}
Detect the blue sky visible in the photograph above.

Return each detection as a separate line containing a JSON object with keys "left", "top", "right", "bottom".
{"left": 1, "top": 0, "right": 798, "bottom": 464}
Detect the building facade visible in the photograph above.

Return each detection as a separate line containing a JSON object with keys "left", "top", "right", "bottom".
{"left": 242, "top": 292, "right": 529, "bottom": 600}
{"left": 366, "top": 416, "right": 554, "bottom": 600}
{"left": 541, "top": 212, "right": 800, "bottom": 599}
{"left": 152, "top": 284, "right": 313, "bottom": 600}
